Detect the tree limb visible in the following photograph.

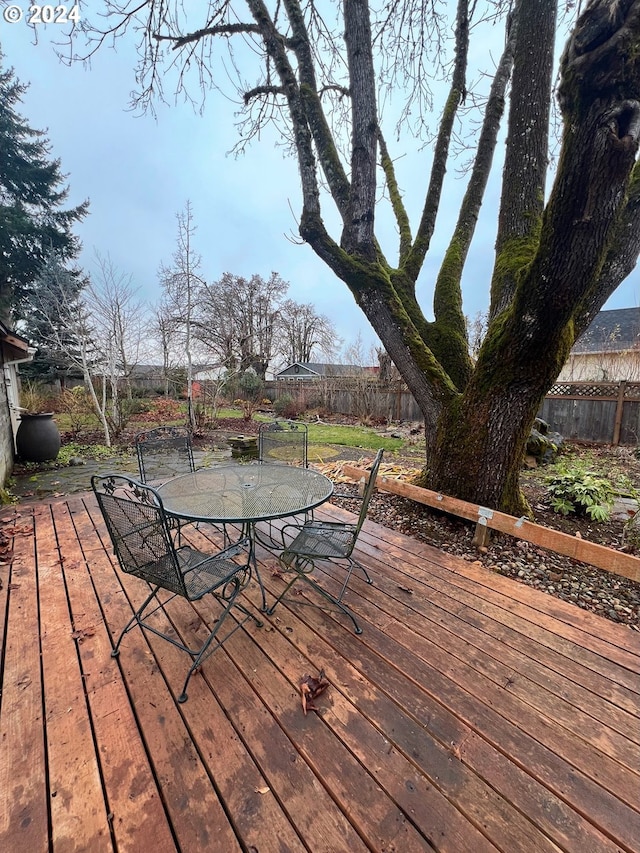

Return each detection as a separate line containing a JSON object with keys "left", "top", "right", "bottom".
{"left": 244, "top": 85, "right": 285, "bottom": 104}
{"left": 245, "top": 0, "right": 322, "bottom": 224}
{"left": 428, "top": 10, "right": 517, "bottom": 389}
{"left": 378, "top": 128, "right": 413, "bottom": 263}
{"left": 403, "top": 0, "right": 470, "bottom": 286}
{"left": 342, "top": 0, "right": 379, "bottom": 257}
{"left": 489, "top": 0, "right": 557, "bottom": 321}
{"left": 153, "top": 23, "right": 261, "bottom": 47}
{"left": 281, "top": 0, "right": 351, "bottom": 219}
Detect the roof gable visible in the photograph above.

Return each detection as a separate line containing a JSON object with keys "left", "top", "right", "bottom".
{"left": 275, "top": 362, "right": 368, "bottom": 378}
{"left": 572, "top": 308, "right": 640, "bottom": 354}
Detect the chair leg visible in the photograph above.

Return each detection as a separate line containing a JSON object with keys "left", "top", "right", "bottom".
{"left": 111, "top": 585, "right": 161, "bottom": 658}
{"left": 335, "top": 558, "right": 373, "bottom": 602}
{"left": 267, "top": 567, "right": 362, "bottom": 634}
{"left": 177, "top": 587, "right": 262, "bottom": 703}
{"left": 111, "top": 578, "right": 263, "bottom": 704}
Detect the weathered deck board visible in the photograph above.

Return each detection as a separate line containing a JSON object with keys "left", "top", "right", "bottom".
{"left": 1, "top": 491, "right": 638, "bottom": 853}
{"left": 0, "top": 510, "right": 49, "bottom": 852}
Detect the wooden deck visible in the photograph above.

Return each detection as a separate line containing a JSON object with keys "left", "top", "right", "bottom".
{"left": 1, "top": 491, "right": 639, "bottom": 853}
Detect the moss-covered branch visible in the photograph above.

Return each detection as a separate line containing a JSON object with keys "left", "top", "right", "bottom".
{"left": 245, "top": 0, "right": 321, "bottom": 222}
{"left": 403, "top": 0, "right": 469, "bottom": 284}
{"left": 428, "top": 15, "right": 517, "bottom": 389}
{"left": 489, "top": 0, "right": 557, "bottom": 321}
{"left": 343, "top": 0, "right": 378, "bottom": 257}
{"left": 378, "top": 128, "right": 412, "bottom": 263}
{"left": 299, "top": 208, "right": 457, "bottom": 422}
{"left": 574, "top": 159, "right": 640, "bottom": 336}
{"left": 282, "top": 0, "right": 351, "bottom": 219}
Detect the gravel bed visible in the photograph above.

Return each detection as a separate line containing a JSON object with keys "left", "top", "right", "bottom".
{"left": 331, "top": 486, "right": 640, "bottom": 631}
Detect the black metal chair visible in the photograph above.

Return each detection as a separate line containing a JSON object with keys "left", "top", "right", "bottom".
{"left": 257, "top": 420, "right": 310, "bottom": 544}
{"left": 135, "top": 425, "right": 197, "bottom": 544}
{"left": 258, "top": 420, "right": 308, "bottom": 467}
{"left": 92, "top": 473, "right": 262, "bottom": 703}
{"left": 136, "top": 425, "right": 234, "bottom": 543}
{"left": 135, "top": 425, "right": 196, "bottom": 485}
{"left": 267, "top": 449, "right": 383, "bottom": 634}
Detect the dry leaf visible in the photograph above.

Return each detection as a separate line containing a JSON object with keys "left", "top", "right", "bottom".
{"left": 255, "top": 786, "right": 270, "bottom": 795}
{"left": 299, "top": 670, "right": 329, "bottom": 715}
{"left": 71, "top": 627, "right": 96, "bottom": 643}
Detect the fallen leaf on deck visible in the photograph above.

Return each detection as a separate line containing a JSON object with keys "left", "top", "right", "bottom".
{"left": 300, "top": 670, "right": 329, "bottom": 715}
{"left": 71, "top": 628, "right": 96, "bottom": 643}
{"left": 255, "top": 786, "right": 270, "bottom": 794}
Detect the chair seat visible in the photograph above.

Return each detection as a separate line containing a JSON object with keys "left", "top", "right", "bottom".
{"left": 177, "top": 546, "right": 249, "bottom": 599}
{"left": 283, "top": 522, "right": 357, "bottom": 562}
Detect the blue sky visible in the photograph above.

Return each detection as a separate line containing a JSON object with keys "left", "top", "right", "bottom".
{"left": 2, "top": 10, "right": 639, "bottom": 362}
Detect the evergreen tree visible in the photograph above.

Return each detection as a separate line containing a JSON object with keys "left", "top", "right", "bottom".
{"left": 0, "top": 53, "right": 88, "bottom": 324}
{"left": 20, "top": 252, "right": 89, "bottom": 383}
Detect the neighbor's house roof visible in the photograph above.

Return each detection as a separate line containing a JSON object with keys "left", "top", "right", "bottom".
{"left": 129, "top": 364, "right": 164, "bottom": 378}
{"left": 275, "top": 362, "right": 375, "bottom": 379}
{"left": 572, "top": 307, "right": 640, "bottom": 354}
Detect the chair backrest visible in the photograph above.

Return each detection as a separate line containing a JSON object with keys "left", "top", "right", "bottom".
{"left": 258, "top": 420, "right": 308, "bottom": 467}
{"left": 135, "top": 425, "right": 195, "bottom": 484}
{"left": 354, "top": 449, "right": 384, "bottom": 535}
{"left": 92, "top": 473, "right": 188, "bottom": 597}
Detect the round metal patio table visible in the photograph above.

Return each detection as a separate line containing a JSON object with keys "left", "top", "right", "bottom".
{"left": 157, "top": 462, "right": 334, "bottom": 609}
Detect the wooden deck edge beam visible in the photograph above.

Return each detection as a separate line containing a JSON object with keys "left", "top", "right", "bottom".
{"left": 342, "top": 465, "right": 640, "bottom": 583}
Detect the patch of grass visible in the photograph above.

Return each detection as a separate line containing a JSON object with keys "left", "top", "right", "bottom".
{"left": 212, "top": 407, "right": 244, "bottom": 419}
{"left": 306, "top": 422, "right": 404, "bottom": 453}
{"left": 57, "top": 442, "right": 126, "bottom": 464}
{"left": 308, "top": 444, "right": 342, "bottom": 463}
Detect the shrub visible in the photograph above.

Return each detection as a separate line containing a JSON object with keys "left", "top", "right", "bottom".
{"left": 135, "top": 397, "right": 184, "bottom": 424}
{"left": 57, "top": 386, "right": 97, "bottom": 438}
{"left": 273, "top": 394, "right": 301, "bottom": 419}
{"left": 19, "top": 379, "right": 51, "bottom": 414}
{"left": 544, "top": 462, "right": 615, "bottom": 521}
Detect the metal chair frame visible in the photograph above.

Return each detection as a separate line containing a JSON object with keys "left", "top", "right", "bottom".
{"left": 257, "top": 419, "right": 310, "bottom": 546}
{"left": 258, "top": 420, "right": 308, "bottom": 467}
{"left": 267, "top": 449, "right": 384, "bottom": 634}
{"left": 135, "top": 425, "right": 196, "bottom": 485}
{"left": 92, "top": 473, "right": 262, "bottom": 703}
{"left": 135, "top": 424, "right": 234, "bottom": 544}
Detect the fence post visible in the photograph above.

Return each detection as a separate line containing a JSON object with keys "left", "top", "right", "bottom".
{"left": 612, "top": 380, "right": 627, "bottom": 446}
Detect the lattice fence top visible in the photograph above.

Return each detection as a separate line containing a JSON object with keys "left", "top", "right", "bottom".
{"left": 548, "top": 381, "right": 640, "bottom": 398}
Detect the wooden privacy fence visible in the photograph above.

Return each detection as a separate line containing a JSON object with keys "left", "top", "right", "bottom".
{"left": 539, "top": 380, "right": 640, "bottom": 446}
{"left": 268, "top": 378, "right": 640, "bottom": 445}
{"left": 267, "top": 379, "right": 423, "bottom": 421}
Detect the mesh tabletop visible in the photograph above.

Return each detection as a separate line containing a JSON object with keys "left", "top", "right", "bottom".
{"left": 157, "top": 463, "right": 334, "bottom": 524}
